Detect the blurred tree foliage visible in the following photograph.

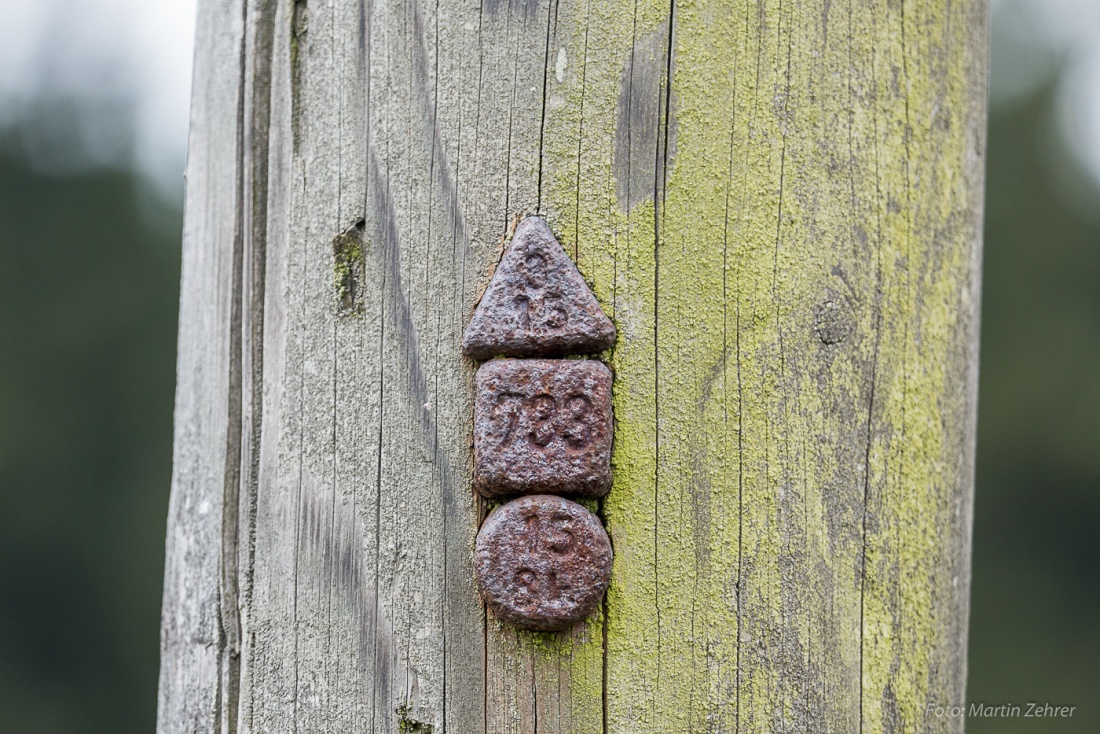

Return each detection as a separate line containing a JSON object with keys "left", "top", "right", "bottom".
{"left": 0, "top": 134, "right": 180, "bottom": 733}
{"left": 968, "top": 83, "right": 1100, "bottom": 733}
{"left": 0, "top": 83, "right": 1096, "bottom": 733}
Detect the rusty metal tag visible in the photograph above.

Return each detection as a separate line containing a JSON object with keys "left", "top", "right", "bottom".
{"left": 461, "top": 217, "right": 616, "bottom": 360}
{"left": 475, "top": 495, "right": 612, "bottom": 631}
{"left": 474, "top": 359, "right": 612, "bottom": 499}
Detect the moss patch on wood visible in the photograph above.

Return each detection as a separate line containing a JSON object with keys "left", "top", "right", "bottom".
{"left": 396, "top": 703, "right": 434, "bottom": 734}
{"left": 332, "top": 219, "right": 366, "bottom": 314}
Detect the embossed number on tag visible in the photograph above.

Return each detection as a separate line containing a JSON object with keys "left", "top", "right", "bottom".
{"left": 473, "top": 359, "right": 613, "bottom": 499}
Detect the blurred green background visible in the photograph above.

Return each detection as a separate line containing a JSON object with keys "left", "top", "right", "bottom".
{"left": 0, "top": 4, "right": 1098, "bottom": 733}
{"left": 0, "top": 132, "right": 181, "bottom": 730}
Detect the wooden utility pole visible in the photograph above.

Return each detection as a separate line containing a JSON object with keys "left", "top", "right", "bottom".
{"left": 158, "top": 0, "right": 988, "bottom": 731}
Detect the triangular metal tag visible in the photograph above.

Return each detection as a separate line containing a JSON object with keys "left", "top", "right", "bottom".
{"left": 462, "top": 217, "right": 616, "bottom": 359}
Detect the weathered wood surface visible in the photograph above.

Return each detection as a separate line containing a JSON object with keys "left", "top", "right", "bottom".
{"left": 159, "top": 0, "right": 988, "bottom": 732}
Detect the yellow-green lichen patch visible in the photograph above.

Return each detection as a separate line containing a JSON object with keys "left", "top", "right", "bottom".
{"left": 543, "top": 0, "right": 672, "bottom": 728}
{"left": 856, "top": 0, "right": 986, "bottom": 731}
{"left": 537, "top": 0, "right": 983, "bottom": 731}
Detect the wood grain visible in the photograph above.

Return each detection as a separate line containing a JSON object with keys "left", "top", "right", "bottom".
{"left": 159, "top": 0, "right": 988, "bottom": 732}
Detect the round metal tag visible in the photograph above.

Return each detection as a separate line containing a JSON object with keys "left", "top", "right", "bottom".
{"left": 475, "top": 495, "right": 612, "bottom": 631}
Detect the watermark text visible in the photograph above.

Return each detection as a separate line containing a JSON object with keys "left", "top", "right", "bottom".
{"left": 925, "top": 702, "right": 1077, "bottom": 719}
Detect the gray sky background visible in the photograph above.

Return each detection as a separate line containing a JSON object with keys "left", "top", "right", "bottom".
{"left": 0, "top": 0, "right": 1098, "bottom": 201}
{"left": 0, "top": 0, "right": 196, "bottom": 198}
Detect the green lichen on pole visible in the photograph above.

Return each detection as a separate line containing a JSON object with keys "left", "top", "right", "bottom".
{"left": 539, "top": 0, "right": 987, "bottom": 731}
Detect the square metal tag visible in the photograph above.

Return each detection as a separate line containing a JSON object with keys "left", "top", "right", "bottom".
{"left": 473, "top": 359, "right": 613, "bottom": 499}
